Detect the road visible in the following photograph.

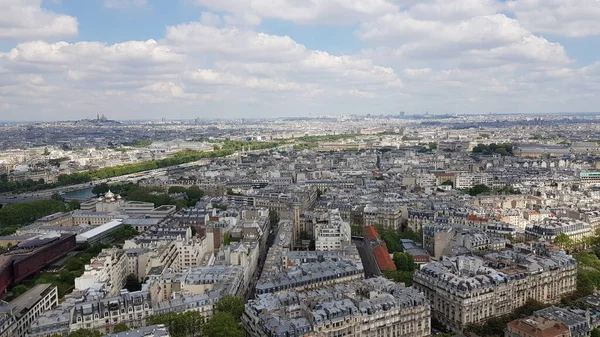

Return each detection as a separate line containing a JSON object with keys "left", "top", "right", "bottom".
{"left": 0, "top": 148, "right": 274, "bottom": 204}
{"left": 354, "top": 238, "right": 381, "bottom": 278}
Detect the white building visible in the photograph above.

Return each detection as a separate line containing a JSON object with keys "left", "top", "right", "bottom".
{"left": 314, "top": 209, "right": 351, "bottom": 251}
{"left": 0, "top": 284, "right": 58, "bottom": 337}
{"left": 455, "top": 173, "right": 492, "bottom": 189}
{"left": 75, "top": 248, "right": 127, "bottom": 296}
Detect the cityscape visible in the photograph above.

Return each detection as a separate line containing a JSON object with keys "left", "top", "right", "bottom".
{"left": 2, "top": 1, "right": 600, "bottom": 337}
{"left": 0, "top": 114, "right": 600, "bottom": 337}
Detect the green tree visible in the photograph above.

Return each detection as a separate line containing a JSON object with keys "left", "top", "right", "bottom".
{"left": 92, "top": 183, "right": 110, "bottom": 196}
{"left": 591, "top": 328, "right": 600, "bottom": 337}
{"left": 203, "top": 312, "right": 244, "bottom": 337}
{"left": 554, "top": 233, "right": 573, "bottom": 250}
{"left": 148, "top": 311, "right": 204, "bottom": 337}
{"left": 51, "top": 193, "right": 65, "bottom": 203}
{"left": 269, "top": 209, "right": 280, "bottom": 227}
{"left": 68, "top": 199, "right": 81, "bottom": 210}
{"left": 441, "top": 180, "right": 453, "bottom": 186}
{"left": 168, "top": 186, "right": 188, "bottom": 194}
{"left": 12, "top": 284, "right": 29, "bottom": 297}
{"left": 351, "top": 225, "right": 363, "bottom": 236}
{"left": 110, "top": 225, "right": 138, "bottom": 243}
{"left": 384, "top": 270, "right": 414, "bottom": 286}
{"left": 0, "top": 199, "right": 66, "bottom": 228}
{"left": 215, "top": 296, "right": 245, "bottom": 320}
{"left": 186, "top": 186, "right": 204, "bottom": 200}
{"left": 175, "top": 199, "right": 189, "bottom": 210}
{"left": 68, "top": 329, "right": 103, "bottom": 337}
{"left": 124, "top": 274, "right": 142, "bottom": 292}
{"left": 393, "top": 252, "right": 415, "bottom": 272}
{"left": 113, "top": 323, "right": 129, "bottom": 333}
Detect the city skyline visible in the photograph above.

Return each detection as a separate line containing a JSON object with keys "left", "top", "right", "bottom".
{"left": 1, "top": 0, "right": 600, "bottom": 121}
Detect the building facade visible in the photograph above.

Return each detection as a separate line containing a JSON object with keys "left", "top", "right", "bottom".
{"left": 413, "top": 246, "right": 577, "bottom": 332}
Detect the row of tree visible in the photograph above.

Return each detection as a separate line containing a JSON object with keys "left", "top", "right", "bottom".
{"left": 92, "top": 182, "right": 205, "bottom": 210}
{"left": 472, "top": 142, "right": 514, "bottom": 156}
{"left": 0, "top": 199, "right": 66, "bottom": 228}
{"left": 464, "top": 299, "right": 550, "bottom": 336}
{"left": 2, "top": 143, "right": 279, "bottom": 194}
{"left": 375, "top": 225, "right": 421, "bottom": 253}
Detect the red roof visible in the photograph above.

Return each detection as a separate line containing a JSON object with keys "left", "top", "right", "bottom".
{"left": 467, "top": 214, "right": 488, "bottom": 222}
{"left": 364, "top": 226, "right": 380, "bottom": 240}
{"left": 373, "top": 245, "right": 396, "bottom": 271}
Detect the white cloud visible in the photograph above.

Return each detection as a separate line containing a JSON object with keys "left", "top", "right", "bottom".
{"left": 0, "top": 0, "right": 598, "bottom": 120}
{"left": 356, "top": 5, "right": 571, "bottom": 67}
{"left": 192, "top": 0, "right": 397, "bottom": 25}
{"left": 0, "top": 0, "right": 78, "bottom": 40}
{"left": 103, "top": 0, "right": 147, "bottom": 9}
{"left": 506, "top": 0, "right": 600, "bottom": 37}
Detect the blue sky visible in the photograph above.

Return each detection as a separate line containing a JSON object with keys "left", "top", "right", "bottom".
{"left": 0, "top": 0, "right": 599, "bottom": 121}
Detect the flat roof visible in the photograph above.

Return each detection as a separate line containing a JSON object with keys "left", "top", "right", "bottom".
{"left": 77, "top": 219, "right": 123, "bottom": 241}
{"left": 8, "top": 284, "right": 53, "bottom": 318}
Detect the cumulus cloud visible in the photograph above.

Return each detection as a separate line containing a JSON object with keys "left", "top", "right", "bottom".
{"left": 192, "top": 0, "right": 398, "bottom": 25}
{"left": 0, "top": 0, "right": 78, "bottom": 40}
{"left": 506, "top": 0, "right": 600, "bottom": 37}
{"left": 0, "top": 0, "right": 598, "bottom": 119}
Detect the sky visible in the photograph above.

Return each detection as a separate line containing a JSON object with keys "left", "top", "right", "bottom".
{"left": 1, "top": 0, "right": 600, "bottom": 121}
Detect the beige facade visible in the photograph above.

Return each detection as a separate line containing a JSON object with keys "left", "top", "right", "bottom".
{"left": 413, "top": 252, "right": 577, "bottom": 332}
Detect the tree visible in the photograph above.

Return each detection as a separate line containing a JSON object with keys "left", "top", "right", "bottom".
{"left": 215, "top": 296, "right": 245, "bottom": 320}
{"left": 92, "top": 183, "right": 110, "bottom": 196}
{"left": 393, "top": 252, "right": 415, "bottom": 272}
{"left": 113, "top": 323, "right": 129, "bottom": 333}
{"left": 68, "top": 199, "right": 81, "bottom": 210}
{"left": 168, "top": 186, "right": 188, "bottom": 194}
{"left": 12, "top": 284, "right": 29, "bottom": 297}
{"left": 554, "top": 233, "right": 573, "bottom": 250}
{"left": 124, "top": 274, "right": 142, "bottom": 292}
{"left": 186, "top": 186, "right": 204, "bottom": 200}
{"left": 51, "top": 193, "right": 65, "bottom": 203}
{"left": 175, "top": 199, "right": 189, "bottom": 210}
{"left": 269, "top": 209, "right": 280, "bottom": 227}
{"left": 148, "top": 311, "right": 204, "bottom": 337}
{"left": 68, "top": 329, "right": 103, "bottom": 337}
{"left": 0, "top": 199, "right": 66, "bottom": 228}
{"left": 384, "top": 270, "right": 414, "bottom": 286}
{"left": 591, "top": 328, "right": 600, "bottom": 337}
{"left": 441, "top": 180, "right": 453, "bottom": 186}
{"left": 203, "top": 312, "right": 244, "bottom": 337}
{"left": 467, "top": 184, "right": 491, "bottom": 196}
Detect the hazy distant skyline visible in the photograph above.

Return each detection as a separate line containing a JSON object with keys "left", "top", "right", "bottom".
{"left": 1, "top": 0, "right": 600, "bottom": 121}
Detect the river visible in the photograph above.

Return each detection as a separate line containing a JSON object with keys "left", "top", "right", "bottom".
{"left": 63, "top": 187, "right": 95, "bottom": 200}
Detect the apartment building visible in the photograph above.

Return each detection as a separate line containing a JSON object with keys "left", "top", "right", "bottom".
{"left": 244, "top": 277, "right": 430, "bottom": 337}
{"left": 506, "top": 316, "right": 570, "bottom": 337}
{"left": 69, "top": 290, "right": 153, "bottom": 335}
{"left": 413, "top": 246, "right": 577, "bottom": 332}
{"left": 314, "top": 209, "right": 351, "bottom": 251}
{"left": 363, "top": 205, "right": 402, "bottom": 229}
{"left": 0, "top": 284, "right": 58, "bottom": 337}
{"left": 75, "top": 248, "right": 127, "bottom": 296}
{"left": 454, "top": 173, "right": 492, "bottom": 189}
{"left": 255, "top": 258, "right": 364, "bottom": 295}
{"left": 525, "top": 217, "right": 592, "bottom": 242}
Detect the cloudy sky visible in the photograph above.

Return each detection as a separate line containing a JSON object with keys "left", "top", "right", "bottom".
{"left": 1, "top": 0, "right": 599, "bottom": 121}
